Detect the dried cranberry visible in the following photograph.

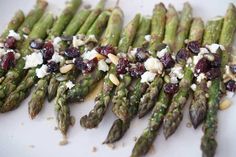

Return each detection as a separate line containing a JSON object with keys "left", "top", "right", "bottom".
{"left": 30, "top": 39, "right": 44, "bottom": 49}
{"left": 47, "top": 61, "right": 59, "bottom": 73}
{"left": 96, "top": 45, "right": 115, "bottom": 56}
{"left": 129, "top": 63, "right": 145, "bottom": 77}
{"left": 210, "top": 53, "right": 221, "bottom": 68}
{"left": 135, "top": 48, "right": 149, "bottom": 62}
{"left": 206, "top": 68, "right": 221, "bottom": 80}
{"left": 230, "top": 64, "right": 236, "bottom": 74}
{"left": 42, "top": 42, "right": 54, "bottom": 61}
{"left": 116, "top": 58, "right": 130, "bottom": 74}
{"left": 160, "top": 53, "right": 175, "bottom": 69}
{"left": 195, "top": 58, "right": 211, "bottom": 74}
{"left": 164, "top": 83, "right": 179, "bottom": 95}
{"left": 176, "top": 48, "right": 190, "bottom": 64}
{"left": 1, "top": 52, "right": 15, "bottom": 70}
{"left": 4, "top": 36, "right": 17, "bottom": 49}
{"left": 65, "top": 47, "right": 79, "bottom": 58}
{"left": 85, "top": 58, "right": 98, "bottom": 73}
{"left": 187, "top": 41, "right": 200, "bottom": 54}
{"left": 74, "top": 57, "right": 87, "bottom": 71}
{"left": 225, "top": 80, "right": 236, "bottom": 92}
{"left": 60, "top": 36, "right": 73, "bottom": 41}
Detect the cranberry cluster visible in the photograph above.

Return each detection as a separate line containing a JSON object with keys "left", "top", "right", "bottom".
{"left": 74, "top": 57, "right": 98, "bottom": 73}
{"left": 96, "top": 45, "right": 115, "bottom": 56}
{"left": 164, "top": 83, "right": 179, "bottom": 95}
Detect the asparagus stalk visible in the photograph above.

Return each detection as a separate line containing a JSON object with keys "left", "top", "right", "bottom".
{"left": 163, "top": 17, "right": 224, "bottom": 139}
{"left": 80, "top": 14, "right": 140, "bottom": 129}
{"left": 29, "top": 9, "right": 93, "bottom": 119}
{"left": 66, "top": 6, "right": 124, "bottom": 102}
{"left": 174, "top": 2, "right": 192, "bottom": 51}
{"left": 201, "top": 4, "right": 236, "bottom": 157}
{"left": 56, "top": 10, "right": 110, "bottom": 135}
{"left": 0, "top": 0, "right": 81, "bottom": 112}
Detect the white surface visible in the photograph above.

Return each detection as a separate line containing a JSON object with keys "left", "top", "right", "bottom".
{"left": 0, "top": 0, "right": 236, "bottom": 157}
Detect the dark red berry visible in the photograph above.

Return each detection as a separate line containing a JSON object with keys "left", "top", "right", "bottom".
{"left": 30, "top": 39, "right": 44, "bottom": 49}
{"left": 230, "top": 64, "right": 236, "bottom": 74}
{"left": 195, "top": 58, "right": 211, "bottom": 74}
{"left": 160, "top": 53, "right": 175, "bottom": 69}
{"left": 176, "top": 48, "right": 190, "bottom": 64}
{"left": 187, "top": 41, "right": 200, "bottom": 54}
{"left": 129, "top": 63, "right": 145, "bottom": 77}
{"left": 225, "top": 80, "right": 236, "bottom": 92}
{"left": 1, "top": 52, "right": 15, "bottom": 70}
{"left": 116, "top": 57, "right": 130, "bottom": 74}
{"left": 42, "top": 42, "right": 54, "bottom": 61}
{"left": 206, "top": 68, "right": 221, "bottom": 80}
{"left": 210, "top": 53, "right": 221, "bottom": 68}
{"left": 135, "top": 48, "right": 149, "bottom": 62}
{"left": 60, "top": 36, "right": 73, "bottom": 41}
{"left": 85, "top": 57, "right": 98, "bottom": 73}
{"left": 96, "top": 45, "right": 115, "bottom": 56}
{"left": 65, "top": 47, "right": 79, "bottom": 58}
{"left": 74, "top": 57, "right": 87, "bottom": 71}
{"left": 164, "top": 83, "right": 179, "bottom": 95}
{"left": 4, "top": 36, "right": 17, "bottom": 49}
{"left": 47, "top": 61, "right": 59, "bottom": 73}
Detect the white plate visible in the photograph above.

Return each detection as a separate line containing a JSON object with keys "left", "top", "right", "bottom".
{"left": 0, "top": 0, "right": 236, "bottom": 157}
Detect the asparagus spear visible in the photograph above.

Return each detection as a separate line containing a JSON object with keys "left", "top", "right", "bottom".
{"left": 66, "top": 6, "right": 124, "bottom": 102}
{"left": 29, "top": 9, "right": 93, "bottom": 119}
{"left": 163, "top": 4, "right": 179, "bottom": 51}
{"left": 189, "top": 17, "right": 223, "bottom": 128}
{"left": 163, "top": 17, "right": 224, "bottom": 139}
{"left": 80, "top": 14, "right": 140, "bottom": 129}
{"left": 174, "top": 2, "right": 192, "bottom": 51}
{"left": 56, "top": 10, "right": 110, "bottom": 135}
{"left": 131, "top": 16, "right": 205, "bottom": 157}
{"left": 47, "top": 0, "right": 106, "bottom": 101}
{"left": 201, "top": 4, "right": 236, "bottom": 157}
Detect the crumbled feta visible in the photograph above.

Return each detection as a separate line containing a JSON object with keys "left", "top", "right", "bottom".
{"left": 36, "top": 65, "right": 48, "bottom": 78}
{"left": 0, "top": 48, "right": 6, "bottom": 58}
{"left": 207, "top": 81, "right": 212, "bottom": 88}
{"left": 53, "top": 37, "right": 62, "bottom": 52}
{"left": 23, "top": 34, "right": 28, "bottom": 39}
{"left": 86, "top": 34, "right": 97, "bottom": 43}
{"left": 105, "top": 58, "right": 111, "bottom": 64}
{"left": 144, "top": 35, "right": 151, "bottom": 42}
{"left": 73, "top": 36, "right": 85, "bottom": 47}
{"left": 191, "top": 84, "right": 197, "bottom": 91}
{"left": 225, "top": 65, "right": 231, "bottom": 75}
{"left": 98, "top": 59, "right": 109, "bottom": 72}
{"left": 141, "top": 71, "right": 156, "bottom": 83}
{"left": 206, "top": 43, "right": 225, "bottom": 53}
{"left": 144, "top": 57, "right": 163, "bottom": 74}
{"left": 0, "top": 42, "right": 4, "bottom": 48}
{"left": 14, "top": 53, "right": 21, "bottom": 60}
{"left": 226, "top": 91, "right": 234, "bottom": 98}
{"left": 156, "top": 46, "right": 168, "bottom": 58}
{"left": 24, "top": 52, "right": 43, "bottom": 69}
{"left": 82, "top": 49, "right": 98, "bottom": 60}
{"left": 8, "top": 30, "right": 21, "bottom": 40}
{"left": 66, "top": 80, "right": 75, "bottom": 89}
{"left": 130, "top": 48, "right": 138, "bottom": 57}
{"left": 170, "top": 76, "right": 179, "bottom": 84}
{"left": 170, "top": 64, "right": 184, "bottom": 79}
{"left": 199, "top": 48, "right": 209, "bottom": 55}
{"left": 117, "top": 52, "right": 127, "bottom": 58}
{"left": 50, "top": 52, "right": 64, "bottom": 64}
{"left": 196, "top": 73, "right": 206, "bottom": 83}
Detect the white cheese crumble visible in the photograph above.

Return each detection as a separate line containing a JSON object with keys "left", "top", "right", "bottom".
{"left": 24, "top": 52, "right": 43, "bottom": 69}
{"left": 156, "top": 46, "right": 168, "bottom": 58}
{"left": 98, "top": 59, "right": 109, "bottom": 72}
{"left": 130, "top": 48, "right": 138, "bottom": 57}
{"left": 170, "top": 76, "right": 178, "bottom": 84}
{"left": 0, "top": 48, "right": 7, "bottom": 58}
{"left": 14, "top": 53, "right": 21, "bottom": 60}
{"left": 66, "top": 80, "right": 75, "bottom": 89}
{"left": 191, "top": 84, "right": 197, "bottom": 91}
{"left": 36, "top": 65, "right": 48, "bottom": 78}
{"left": 53, "top": 37, "right": 62, "bottom": 52}
{"left": 141, "top": 71, "right": 156, "bottom": 83}
{"left": 50, "top": 52, "right": 64, "bottom": 64}
{"left": 144, "top": 57, "right": 163, "bottom": 74}
{"left": 8, "top": 30, "right": 21, "bottom": 40}
{"left": 226, "top": 91, "right": 234, "bottom": 98}
{"left": 73, "top": 36, "right": 85, "bottom": 47}
{"left": 197, "top": 73, "right": 206, "bottom": 83}
{"left": 207, "top": 81, "right": 212, "bottom": 88}
{"left": 82, "top": 49, "right": 98, "bottom": 60}
{"left": 0, "top": 42, "right": 4, "bottom": 47}
{"left": 193, "top": 48, "right": 209, "bottom": 66}
{"left": 170, "top": 64, "right": 184, "bottom": 79}
{"left": 144, "top": 35, "right": 151, "bottom": 42}
{"left": 23, "top": 34, "right": 28, "bottom": 39}
{"left": 206, "top": 43, "right": 225, "bottom": 53}
{"left": 87, "top": 34, "right": 97, "bottom": 43}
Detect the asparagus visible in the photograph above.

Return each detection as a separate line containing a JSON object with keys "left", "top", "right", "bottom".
{"left": 80, "top": 14, "right": 140, "bottom": 129}
{"left": 174, "top": 2, "right": 192, "bottom": 51}
{"left": 163, "top": 17, "right": 223, "bottom": 139}
{"left": 47, "top": 0, "right": 106, "bottom": 101}
{"left": 29, "top": 12, "right": 94, "bottom": 120}
{"left": 0, "top": 0, "right": 81, "bottom": 112}
{"left": 189, "top": 17, "right": 223, "bottom": 129}
{"left": 201, "top": 4, "right": 236, "bottom": 157}
{"left": 163, "top": 4, "right": 179, "bottom": 51}
{"left": 56, "top": 10, "right": 110, "bottom": 135}
{"left": 66, "top": 6, "right": 124, "bottom": 102}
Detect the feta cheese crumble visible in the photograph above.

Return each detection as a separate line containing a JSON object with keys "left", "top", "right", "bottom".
{"left": 170, "top": 64, "right": 184, "bottom": 79}
{"left": 144, "top": 57, "right": 163, "bottom": 74}
{"left": 8, "top": 30, "right": 21, "bottom": 40}
{"left": 156, "top": 46, "right": 168, "bottom": 58}
{"left": 82, "top": 49, "right": 98, "bottom": 60}
{"left": 206, "top": 43, "right": 225, "bottom": 53}
{"left": 66, "top": 80, "right": 75, "bottom": 89}
{"left": 53, "top": 37, "right": 62, "bottom": 52}
{"left": 191, "top": 84, "right": 197, "bottom": 91}
{"left": 98, "top": 59, "right": 109, "bottom": 72}
{"left": 24, "top": 52, "right": 43, "bottom": 69}
{"left": 73, "top": 36, "right": 85, "bottom": 47}
{"left": 36, "top": 65, "right": 48, "bottom": 78}
{"left": 50, "top": 52, "right": 64, "bottom": 64}
{"left": 144, "top": 35, "right": 151, "bottom": 42}
{"left": 196, "top": 73, "right": 206, "bottom": 83}
{"left": 141, "top": 71, "right": 156, "bottom": 83}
